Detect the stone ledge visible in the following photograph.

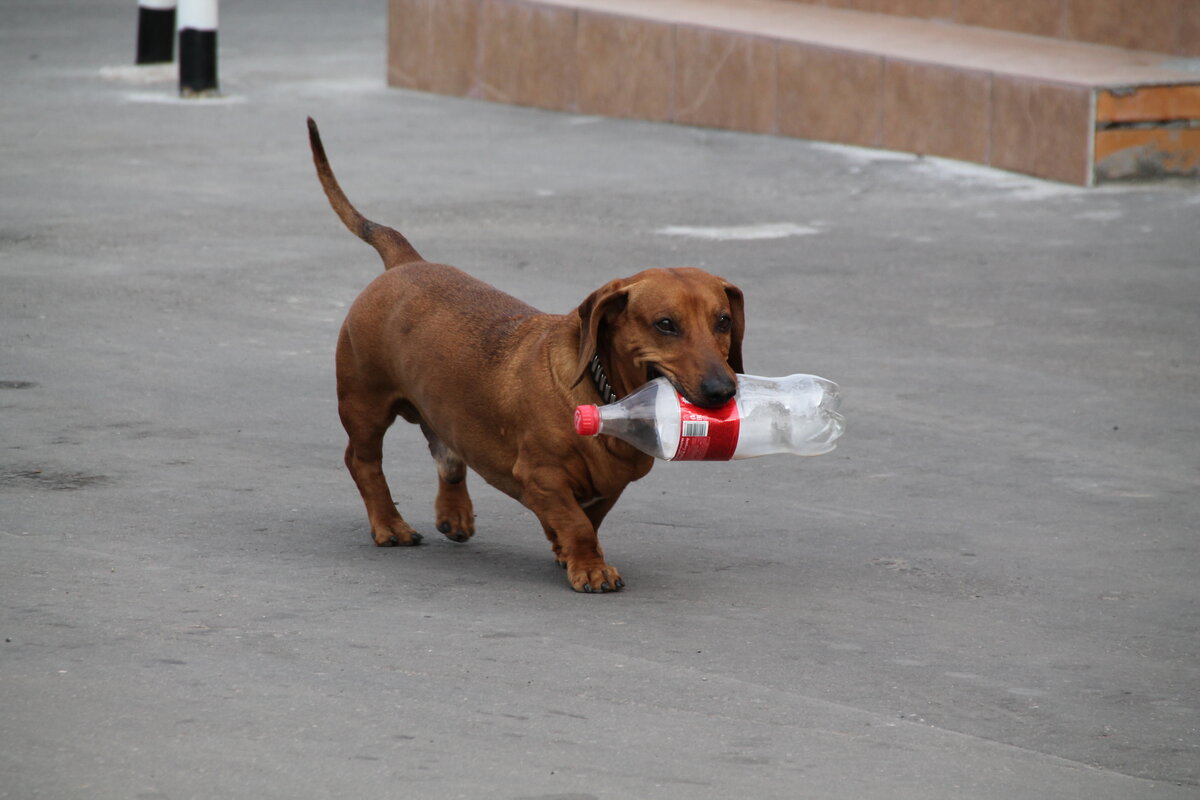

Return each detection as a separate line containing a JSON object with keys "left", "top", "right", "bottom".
{"left": 387, "top": 0, "right": 1200, "bottom": 185}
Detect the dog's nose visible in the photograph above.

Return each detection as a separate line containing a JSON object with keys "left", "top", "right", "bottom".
{"left": 698, "top": 373, "right": 737, "bottom": 407}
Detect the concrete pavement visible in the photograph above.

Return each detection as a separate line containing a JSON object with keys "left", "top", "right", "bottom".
{"left": 2, "top": 1, "right": 1198, "bottom": 797}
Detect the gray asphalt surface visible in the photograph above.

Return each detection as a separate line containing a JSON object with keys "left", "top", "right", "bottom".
{"left": 3, "top": 1, "right": 1199, "bottom": 798}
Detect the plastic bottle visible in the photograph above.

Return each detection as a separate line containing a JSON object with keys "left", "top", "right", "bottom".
{"left": 574, "top": 374, "right": 845, "bottom": 461}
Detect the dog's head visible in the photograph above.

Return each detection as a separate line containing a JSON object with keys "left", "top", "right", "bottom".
{"left": 575, "top": 267, "right": 745, "bottom": 408}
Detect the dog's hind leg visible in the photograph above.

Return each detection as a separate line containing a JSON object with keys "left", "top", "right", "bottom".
{"left": 338, "top": 390, "right": 423, "bottom": 547}
{"left": 420, "top": 422, "right": 475, "bottom": 543}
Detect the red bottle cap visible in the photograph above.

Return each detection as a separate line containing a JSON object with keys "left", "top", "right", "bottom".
{"left": 574, "top": 405, "right": 600, "bottom": 436}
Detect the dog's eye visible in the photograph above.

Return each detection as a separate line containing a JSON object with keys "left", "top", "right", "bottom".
{"left": 715, "top": 314, "right": 733, "bottom": 334}
{"left": 654, "top": 318, "right": 679, "bottom": 335}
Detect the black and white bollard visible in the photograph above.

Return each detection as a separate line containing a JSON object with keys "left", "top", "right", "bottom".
{"left": 178, "top": 0, "right": 218, "bottom": 97}
{"left": 135, "top": 0, "right": 176, "bottom": 65}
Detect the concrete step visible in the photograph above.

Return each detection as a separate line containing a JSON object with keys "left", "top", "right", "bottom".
{"left": 773, "top": 0, "right": 1200, "bottom": 58}
{"left": 387, "top": 0, "right": 1200, "bottom": 185}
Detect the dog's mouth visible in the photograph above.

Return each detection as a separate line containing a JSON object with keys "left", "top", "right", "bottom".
{"left": 645, "top": 363, "right": 696, "bottom": 405}
{"left": 645, "top": 361, "right": 736, "bottom": 408}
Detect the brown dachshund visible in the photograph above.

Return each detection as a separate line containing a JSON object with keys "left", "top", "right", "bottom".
{"left": 308, "top": 118, "right": 744, "bottom": 593}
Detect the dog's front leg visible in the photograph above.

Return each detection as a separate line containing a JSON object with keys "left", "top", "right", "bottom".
{"left": 519, "top": 467, "right": 622, "bottom": 593}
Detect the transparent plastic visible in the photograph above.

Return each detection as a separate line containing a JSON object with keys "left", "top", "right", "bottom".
{"left": 574, "top": 374, "right": 845, "bottom": 461}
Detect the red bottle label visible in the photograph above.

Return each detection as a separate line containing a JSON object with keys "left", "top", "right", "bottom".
{"left": 673, "top": 396, "right": 741, "bottom": 460}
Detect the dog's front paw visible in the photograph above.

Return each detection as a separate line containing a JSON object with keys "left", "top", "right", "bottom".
{"left": 371, "top": 520, "right": 423, "bottom": 547}
{"left": 566, "top": 560, "right": 624, "bottom": 594}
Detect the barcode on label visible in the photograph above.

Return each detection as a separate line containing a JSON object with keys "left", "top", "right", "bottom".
{"left": 682, "top": 420, "right": 709, "bottom": 437}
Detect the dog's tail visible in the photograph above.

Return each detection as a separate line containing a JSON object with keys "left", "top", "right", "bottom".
{"left": 307, "top": 117, "right": 422, "bottom": 269}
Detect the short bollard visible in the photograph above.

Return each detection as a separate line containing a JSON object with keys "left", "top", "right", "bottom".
{"left": 135, "top": 0, "right": 176, "bottom": 65}
{"left": 178, "top": 0, "right": 218, "bottom": 97}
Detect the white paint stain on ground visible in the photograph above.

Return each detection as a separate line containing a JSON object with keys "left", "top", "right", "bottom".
{"left": 99, "top": 64, "right": 175, "bottom": 84}
{"left": 124, "top": 91, "right": 247, "bottom": 105}
{"left": 809, "top": 142, "right": 915, "bottom": 166}
{"left": 1074, "top": 209, "right": 1125, "bottom": 221}
{"left": 809, "top": 141, "right": 1089, "bottom": 201}
{"left": 655, "top": 222, "right": 821, "bottom": 241}
{"left": 100, "top": 65, "right": 247, "bottom": 104}
{"left": 911, "top": 156, "right": 1088, "bottom": 200}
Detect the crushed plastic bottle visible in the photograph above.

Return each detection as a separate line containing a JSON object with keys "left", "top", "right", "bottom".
{"left": 574, "top": 374, "right": 845, "bottom": 461}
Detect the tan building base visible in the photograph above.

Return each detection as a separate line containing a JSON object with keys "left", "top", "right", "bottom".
{"left": 387, "top": 0, "right": 1200, "bottom": 186}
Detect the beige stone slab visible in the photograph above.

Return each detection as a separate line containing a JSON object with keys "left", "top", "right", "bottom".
{"left": 990, "top": 77, "right": 1093, "bottom": 185}
{"left": 544, "top": 0, "right": 1199, "bottom": 86}
{"left": 576, "top": 10, "right": 676, "bottom": 121}
{"left": 674, "top": 25, "right": 777, "bottom": 133}
{"left": 777, "top": 44, "right": 884, "bottom": 147}
{"left": 880, "top": 60, "right": 991, "bottom": 164}
{"left": 477, "top": 1, "right": 577, "bottom": 110}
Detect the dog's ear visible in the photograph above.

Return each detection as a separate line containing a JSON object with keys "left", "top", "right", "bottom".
{"left": 722, "top": 280, "right": 745, "bottom": 374}
{"left": 573, "top": 279, "right": 631, "bottom": 388}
